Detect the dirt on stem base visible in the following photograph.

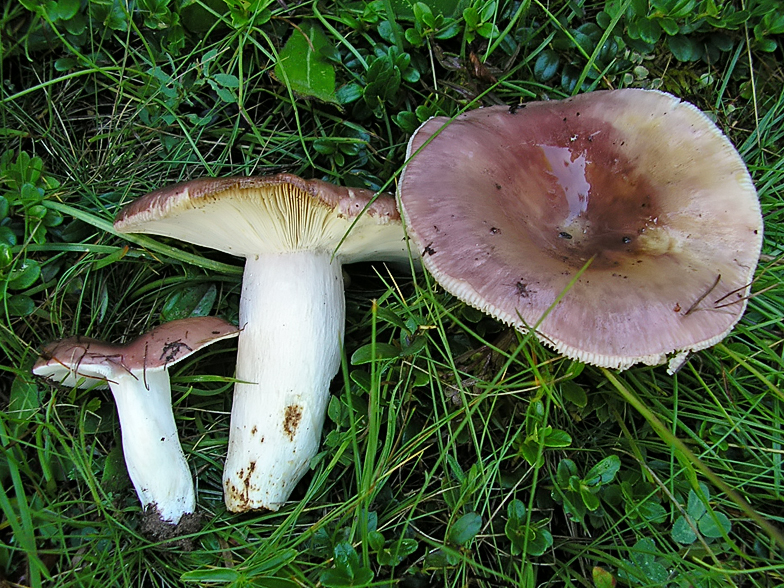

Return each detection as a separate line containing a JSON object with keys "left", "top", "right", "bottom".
{"left": 139, "top": 505, "right": 202, "bottom": 550}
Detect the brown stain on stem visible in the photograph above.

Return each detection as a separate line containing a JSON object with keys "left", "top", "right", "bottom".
{"left": 283, "top": 404, "right": 302, "bottom": 441}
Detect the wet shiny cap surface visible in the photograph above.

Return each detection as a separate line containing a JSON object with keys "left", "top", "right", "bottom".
{"left": 397, "top": 89, "right": 763, "bottom": 369}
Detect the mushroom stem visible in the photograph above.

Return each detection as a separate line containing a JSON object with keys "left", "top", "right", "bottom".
{"left": 223, "top": 251, "right": 344, "bottom": 511}
{"left": 110, "top": 369, "right": 196, "bottom": 523}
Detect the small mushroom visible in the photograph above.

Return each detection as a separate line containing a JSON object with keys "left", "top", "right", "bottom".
{"left": 33, "top": 317, "right": 239, "bottom": 529}
{"left": 397, "top": 89, "right": 763, "bottom": 372}
{"left": 113, "top": 174, "right": 411, "bottom": 512}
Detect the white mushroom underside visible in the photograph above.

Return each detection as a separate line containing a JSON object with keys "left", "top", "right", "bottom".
{"left": 116, "top": 184, "right": 409, "bottom": 262}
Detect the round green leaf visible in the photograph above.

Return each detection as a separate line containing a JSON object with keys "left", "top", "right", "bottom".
{"left": 658, "top": 17, "right": 679, "bottom": 35}
{"left": 0, "top": 226, "right": 16, "bottom": 246}
{"left": 462, "top": 6, "right": 479, "bottom": 28}
{"left": 55, "top": 0, "right": 80, "bottom": 20}
{"left": 560, "top": 65, "right": 580, "bottom": 93}
{"left": 526, "top": 526, "right": 553, "bottom": 556}
{"left": 754, "top": 37, "right": 777, "bottom": 52}
{"left": 583, "top": 455, "right": 621, "bottom": 487}
{"left": 402, "top": 66, "right": 421, "bottom": 83}
{"left": 313, "top": 138, "right": 336, "bottom": 155}
{"left": 580, "top": 485, "right": 601, "bottom": 511}
{"left": 637, "top": 499, "right": 667, "bottom": 524}
{"left": 686, "top": 487, "right": 709, "bottom": 520}
{"left": 21, "top": 183, "right": 44, "bottom": 204}
{"left": 507, "top": 498, "right": 526, "bottom": 522}
{"left": 534, "top": 50, "right": 560, "bottom": 81}
{"left": 413, "top": 2, "right": 433, "bottom": 25}
{"left": 555, "top": 458, "right": 578, "bottom": 487}
{"left": 671, "top": 515, "right": 697, "bottom": 544}
{"left": 405, "top": 27, "right": 424, "bottom": 45}
{"left": 394, "top": 110, "right": 419, "bottom": 133}
{"left": 6, "top": 294, "right": 35, "bottom": 316}
{"left": 350, "top": 342, "right": 399, "bottom": 365}
{"left": 449, "top": 512, "right": 482, "bottom": 545}
{"left": 212, "top": 73, "right": 239, "bottom": 88}
{"left": 400, "top": 333, "right": 428, "bottom": 356}
{"left": 27, "top": 204, "right": 47, "bottom": 220}
{"left": 637, "top": 17, "right": 662, "bottom": 44}
{"left": 0, "top": 245, "right": 12, "bottom": 268}
{"left": 668, "top": 35, "right": 701, "bottom": 61}
{"left": 476, "top": 22, "right": 499, "bottom": 39}
{"left": 698, "top": 512, "right": 731, "bottom": 538}
{"left": 64, "top": 11, "right": 86, "bottom": 34}
{"left": 336, "top": 83, "right": 363, "bottom": 104}
{"left": 435, "top": 20, "right": 461, "bottom": 39}
{"left": 397, "top": 538, "right": 417, "bottom": 557}
{"left": 543, "top": 427, "right": 572, "bottom": 448}
{"left": 562, "top": 381, "right": 587, "bottom": 407}
{"left": 368, "top": 530, "right": 385, "bottom": 552}
{"left": 42, "top": 209, "right": 64, "bottom": 227}
{"left": 710, "top": 32, "right": 734, "bottom": 52}
{"left": 596, "top": 11, "right": 612, "bottom": 29}
{"left": 8, "top": 260, "right": 41, "bottom": 290}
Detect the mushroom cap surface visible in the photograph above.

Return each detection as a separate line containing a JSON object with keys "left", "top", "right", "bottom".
{"left": 33, "top": 316, "right": 239, "bottom": 386}
{"left": 114, "top": 174, "right": 408, "bottom": 263}
{"left": 397, "top": 89, "right": 763, "bottom": 369}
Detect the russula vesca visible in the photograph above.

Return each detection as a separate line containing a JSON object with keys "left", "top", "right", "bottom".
{"left": 113, "top": 174, "right": 411, "bottom": 512}
{"left": 32, "top": 316, "right": 239, "bottom": 528}
{"left": 397, "top": 89, "right": 763, "bottom": 372}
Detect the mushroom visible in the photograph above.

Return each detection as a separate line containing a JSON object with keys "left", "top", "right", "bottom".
{"left": 397, "top": 89, "right": 763, "bottom": 372}
{"left": 33, "top": 316, "right": 239, "bottom": 529}
{"left": 113, "top": 174, "right": 411, "bottom": 512}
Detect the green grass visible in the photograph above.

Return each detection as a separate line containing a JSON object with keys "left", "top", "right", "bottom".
{"left": 2, "top": 0, "right": 784, "bottom": 586}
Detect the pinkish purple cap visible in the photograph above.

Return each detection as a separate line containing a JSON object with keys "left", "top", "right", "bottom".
{"left": 397, "top": 89, "right": 763, "bottom": 370}
{"left": 34, "top": 316, "right": 239, "bottom": 386}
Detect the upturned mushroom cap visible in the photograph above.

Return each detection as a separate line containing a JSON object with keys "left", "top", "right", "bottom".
{"left": 114, "top": 174, "right": 408, "bottom": 262}
{"left": 33, "top": 316, "right": 239, "bottom": 384}
{"left": 397, "top": 89, "right": 763, "bottom": 370}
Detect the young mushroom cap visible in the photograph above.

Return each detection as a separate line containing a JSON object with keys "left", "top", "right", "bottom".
{"left": 33, "top": 317, "right": 239, "bottom": 527}
{"left": 34, "top": 316, "right": 239, "bottom": 386}
{"left": 398, "top": 89, "right": 763, "bottom": 371}
{"left": 114, "top": 174, "right": 411, "bottom": 512}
